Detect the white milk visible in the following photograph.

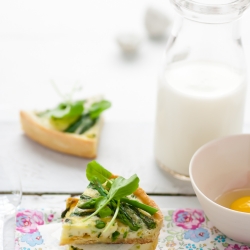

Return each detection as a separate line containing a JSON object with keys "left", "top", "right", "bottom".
{"left": 154, "top": 60, "right": 246, "bottom": 176}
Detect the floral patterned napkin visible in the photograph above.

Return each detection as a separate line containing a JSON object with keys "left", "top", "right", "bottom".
{"left": 15, "top": 208, "right": 250, "bottom": 250}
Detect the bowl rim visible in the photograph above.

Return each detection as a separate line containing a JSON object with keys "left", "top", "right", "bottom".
{"left": 189, "top": 133, "right": 250, "bottom": 216}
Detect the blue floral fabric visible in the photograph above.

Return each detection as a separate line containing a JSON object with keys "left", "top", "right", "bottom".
{"left": 15, "top": 208, "right": 250, "bottom": 250}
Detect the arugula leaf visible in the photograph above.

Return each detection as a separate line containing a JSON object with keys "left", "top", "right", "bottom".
{"left": 39, "top": 100, "right": 85, "bottom": 131}
{"left": 51, "top": 101, "right": 84, "bottom": 119}
{"left": 98, "top": 206, "right": 113, "bottom": 218}
{"left": 50, "top": 103, "right": 71, "bottom": 118}
{"left": 39, "top": 82, "right": 111, "bottom": 134}
{"left": 82, "top": 196, "right": 109, "bottom": 222}
{"left": 62, "top": 100, "right": 111, "bottom": 134}
{"left": 82, "top": 174, "right": 138, "bottom": 223}
{"left": 94, "top": 197, "right": 107, "bottom": 209}
{"left": 82, "top": 161, "right": 157, "bottom": 231}
{"left": 89, "top": 100, "right": 111, "bottom": 119}
{"left": 96, "top": 175, "right": 139, "bottom": 232}
{"left": 86, "top": 161, "right": 112, "bottom": 184}
{"left": 94, "top": 196, "right": 113, "bottom": 218}
{"left": 108, "top": 175, "right": 139, "bottom": 200}
{"left": 103, "top": 199, "right": 120, "bottom": 233}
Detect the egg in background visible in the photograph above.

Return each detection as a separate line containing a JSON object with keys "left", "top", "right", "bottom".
{"left": 215, "top": 189, "right": 250, "bottom": 213}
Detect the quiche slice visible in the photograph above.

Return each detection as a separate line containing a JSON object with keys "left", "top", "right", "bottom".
{"left": 60, "top": 161, "right": 163, "bottom": 250}
{"left": 20, "top": 98, "right": 111, "bottom": 158}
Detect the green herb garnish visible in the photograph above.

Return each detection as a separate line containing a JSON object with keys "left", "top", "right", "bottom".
{"left": 38, "top": 83, "right": 111, "bottom": 133}
{"left": 86, "top": 161, "right": 112, "bottom": 184}
{"left": 64, "top": 100, "right": 111, "bottom": 134}
{"left": 49, "top": 101, "right": 84, "bottom": 119}
{"left": 89, "top": 100, "right": 112, "bottom": 119}
{"left": 75, "top": 161, "right": 158, "bottom": 234}
{"left": 95, "top": 197, "right": 113, "bottom": 218}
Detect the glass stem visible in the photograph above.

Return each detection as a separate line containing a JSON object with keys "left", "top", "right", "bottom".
{"left": 0, "top": 214, "right": 4, "bottom": 250}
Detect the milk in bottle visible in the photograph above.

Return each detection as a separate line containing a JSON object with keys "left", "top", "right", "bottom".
{"left": 155, "top": 60, "right": 246, "bottom": 177}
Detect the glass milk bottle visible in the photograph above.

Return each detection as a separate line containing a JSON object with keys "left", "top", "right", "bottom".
{"left": 154, "top": 0, "right": 250, "bottom": 180}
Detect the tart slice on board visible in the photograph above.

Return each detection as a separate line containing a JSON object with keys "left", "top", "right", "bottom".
{"left": 60, "top": 161, "right": 163, "bottom": 250}
{"left": 20, "top": 98, "right": 111, "bottom": 158}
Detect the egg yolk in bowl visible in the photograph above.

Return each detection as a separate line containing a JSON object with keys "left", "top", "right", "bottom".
{"left": 231, "top": 196, "right": 250, "bottom": 213}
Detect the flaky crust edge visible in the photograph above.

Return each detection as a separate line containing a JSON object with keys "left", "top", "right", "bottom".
{"left": 69, "top": 238, "right": 158, "bottom": 250}
{"left": 20, "top": 110, "right": 103, "bottom": 158}
{"left": 60, "top": 187, "right": 163, "bottom": 246}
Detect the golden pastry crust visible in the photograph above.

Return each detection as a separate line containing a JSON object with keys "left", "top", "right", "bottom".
{"left": 69, "top": 239, "right": 158, "bottom": 250}
{"left": 20, "top": 110, "right": 103, "bottom": 158}
{"left": 149, "top": 238, "right": 160, "bottom": 250}
{"left": 60, "top": 187, "right": 163, "bottom": 246}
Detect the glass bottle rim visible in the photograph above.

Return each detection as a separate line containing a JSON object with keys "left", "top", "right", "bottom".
{"left": 170, "top": 0, "right": 250, "bottom": 23}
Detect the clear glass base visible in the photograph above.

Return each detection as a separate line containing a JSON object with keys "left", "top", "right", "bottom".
{"left": 156, "top": 159, "right": 190, "bottom": 181}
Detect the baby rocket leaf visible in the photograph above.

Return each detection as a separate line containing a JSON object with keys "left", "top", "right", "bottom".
{"left": 86, "top": 161, "right": 112, "bottom": 183}
{"left": 108, "top": 175, "right": 139, "bottom": 200}
{"left": 89, "top": 100, "right": 111, "bottom": 119}
{"left": 50, "top": 101, "right": 84, "bottom": 119}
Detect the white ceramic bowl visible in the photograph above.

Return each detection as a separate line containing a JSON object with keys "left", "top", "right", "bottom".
{"left": 189, "top": 134, "right": 250, "bottom": 244}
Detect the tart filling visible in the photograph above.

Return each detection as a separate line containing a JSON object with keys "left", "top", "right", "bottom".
{"left": 60, "top": 161, "right": 163, "bottom": 247}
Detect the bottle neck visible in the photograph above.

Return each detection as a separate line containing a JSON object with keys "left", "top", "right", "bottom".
{"left": 170, "top": 0, "right": 250, "bottom": 24}
{"left": 165, "top": 15, "right": 245, "bottom": 71}
{"left": 173, "top": 16, "right": 241, "bottom": 43}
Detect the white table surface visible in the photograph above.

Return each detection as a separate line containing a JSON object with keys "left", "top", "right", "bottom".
{"left": 1, "top": 0, "right": 250, "bottom": 209}
{"left": 0, "top": 120, "right": 195, "bottom": 195}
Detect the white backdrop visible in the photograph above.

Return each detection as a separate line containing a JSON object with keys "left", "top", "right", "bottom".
{"left": 0, "top": 0, "right": 249, "bottom": 123}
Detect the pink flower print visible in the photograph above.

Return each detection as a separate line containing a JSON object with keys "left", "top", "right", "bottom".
{"left": 240, "top": 246, "right": 250, "bottom": 250}
{"left": 15, "top": 237, "right": 20, "bottom": 250}
{"left": 225, "top": 244, "right": 242, "bottom": 250}
{"left": 47, "top": 214, "right": 54, "bottom": 223}
{"left": 173, "top": 209, "right": 205, "bottom": 229}
{"left": 16, "top": 210, "right": 44, "bottom": 233}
